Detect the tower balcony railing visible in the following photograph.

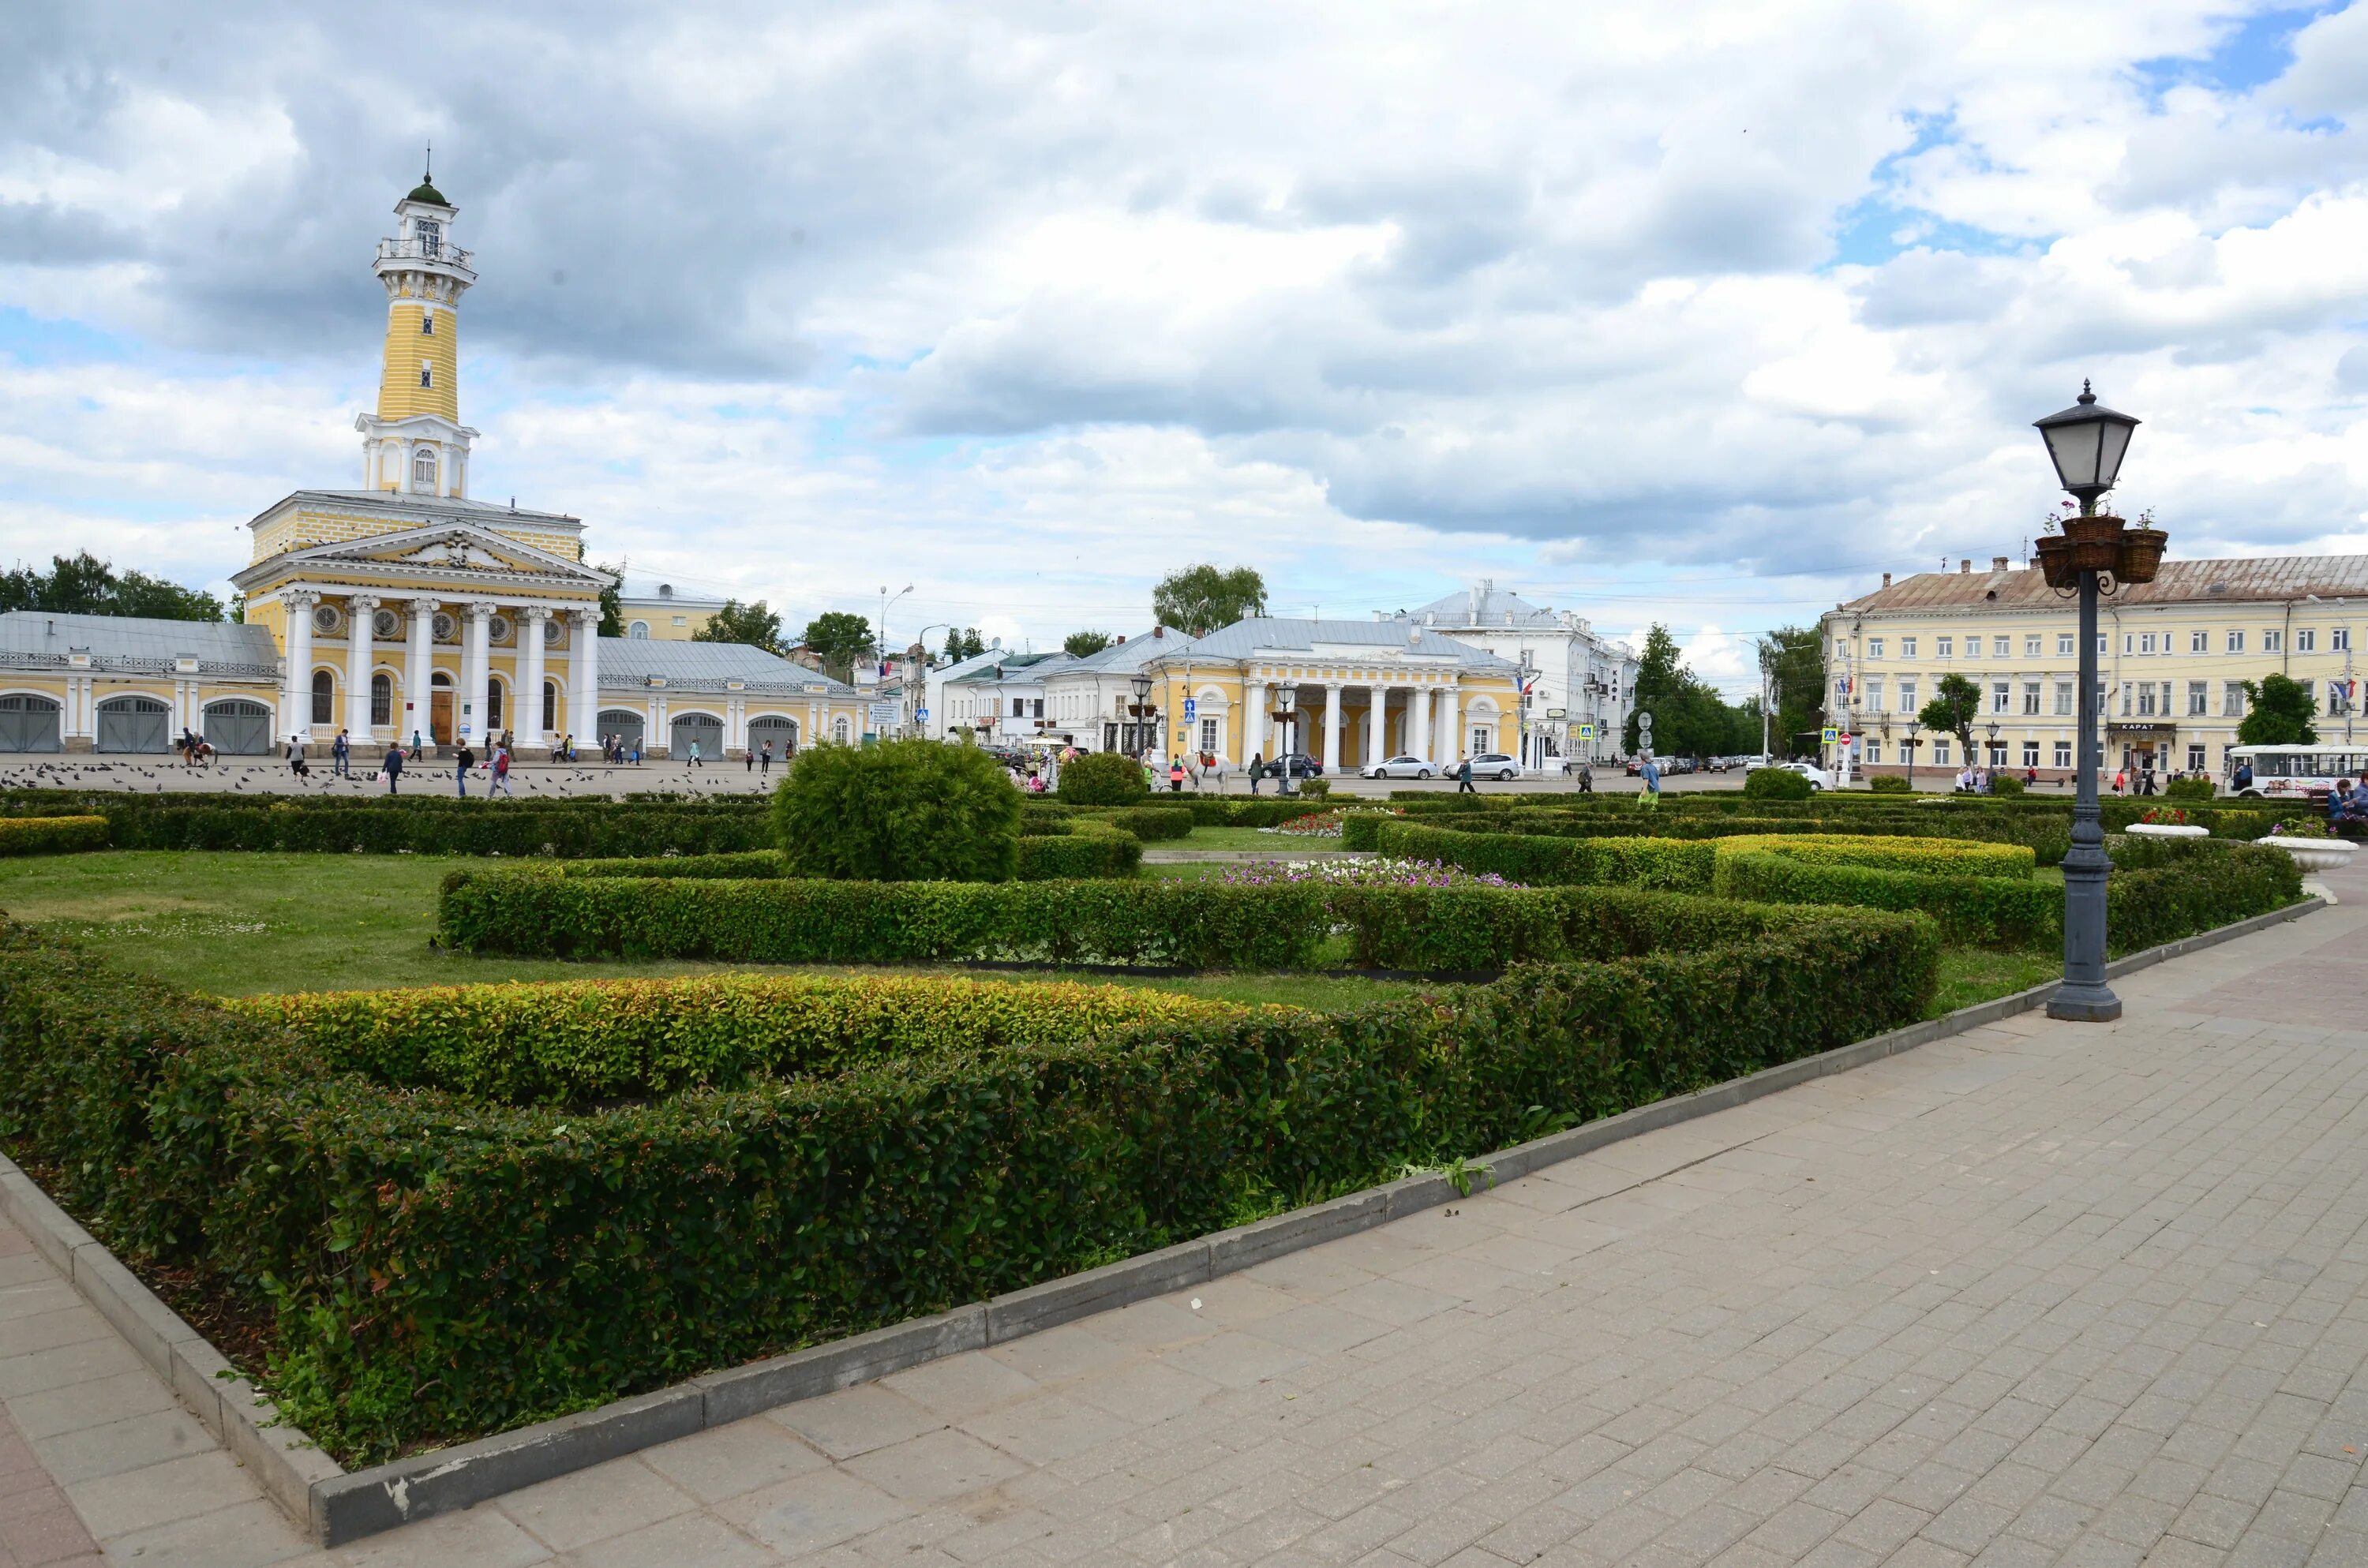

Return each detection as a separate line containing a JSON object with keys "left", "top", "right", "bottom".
{"left": 375, "top": 238, "right": 477, "bottom": 276}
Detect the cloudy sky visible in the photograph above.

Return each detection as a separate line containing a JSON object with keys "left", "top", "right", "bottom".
{"left": 5, "top": 1, "right": 2367, "bottom": 692}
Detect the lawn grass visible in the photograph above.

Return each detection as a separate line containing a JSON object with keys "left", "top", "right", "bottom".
{"left": 1173, "top": 825, "right": 1332, "bottom": 851}
{"left": 1928, "top": 948, "right": 2059, "bottom": 1017}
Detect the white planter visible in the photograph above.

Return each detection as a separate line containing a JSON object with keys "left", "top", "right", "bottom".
{"left": 2262, "top": 836, "right": 2355, "bottom": 874}
{"left": 2126, "top": 823, "right": 2208, "bottom": 839}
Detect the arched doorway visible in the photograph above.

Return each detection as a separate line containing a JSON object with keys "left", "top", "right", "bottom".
{"left": 598, "top": 709, "right": 645, "bottom": 755}
{"left": 0, "top": 694, "right": 62, "bottom": 753}
{"left": 96, "top": 695, "right": 170, "bottom": 754}
{"left": 429, "top": 672, "right": 455, "bottom": 744}
{"left": 670, "top": 711, "right": 723, "bottom": 760}
{"left": 747, "top": 715, "right": 797, "bottom": 758}
{"left": 202, "top": 699, "right": 272, "bottom": 755}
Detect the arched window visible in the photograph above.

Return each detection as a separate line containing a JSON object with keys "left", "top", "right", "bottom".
{"left": 541, "top": 680, "right": 557, "bottom": 732}
{"left": 412, "top": 447, "right": 437, "bottom": 489}
{"left": 419, "top": 362, "right": 433, "bottom": 389}
{"left": 629, "top": 621, "right": 650, "bottom": 639}
{"left": 420, "top": 311, "right": 435, "bottom": 336}
{"left": 487, "top": 680, "right": 504, "bottom": 732}
{"left": 833, "top": 716, "right": 851, "bottom": 744}
{"left": 370, "top": 672, "right": 392, "bottom": 726}
{"left": 310, "top": 669, "right": 334, "bottom": 725}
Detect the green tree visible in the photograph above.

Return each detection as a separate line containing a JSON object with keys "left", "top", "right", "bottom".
{"left": 2239, "top": 672, "right": 2319, "bottom": 746}
{"left": 1056, "top": 750, "right": 1151, "bottom": 805}
{"left": 694, "top": 599, "right": 785, "bottom": 655}
{"left": 1152, "top": 564, "right": 1266, "bottom": 637}
{"left": 1918, "top": 672, "right": 1984, "bottom": 765}
{"left": 772, "top": 737, "right": 1021, "bottom": 881}
{"left": 1063, "top": 629, "right": 1113, "bottom": 658}
{"left": 593, "top": 563, "right": 624, "bottom": 638}
{"left": 0, "top": 552, "right": 223, "bottom": 621}
{"left": 800, "top": 612, "right": 875, "bottom": 682}
{"left": 1757, "top": 626, "right": 1825, "bottom": 758}
{"left": 942, "top": 627, "right": 987, "bottom": 661}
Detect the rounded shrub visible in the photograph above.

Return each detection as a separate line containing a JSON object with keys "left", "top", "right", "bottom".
{"left": 2164, "top": 777, "right": 2216, "bottom": 802}
{"left": 1866, "top": 775, "right": 1913, "bottom": 795}
{"left": 773, "top": 739, "right": 1021, "bottom": 881}
{"left": 1743, "top": 765, "right": 1815, "bottom": 802}
{"left": 1988, "top": 773, "right": 2025, "bottom": 796}
{"left": 1057, "top": 750, "right": 1151, "bottom": 805}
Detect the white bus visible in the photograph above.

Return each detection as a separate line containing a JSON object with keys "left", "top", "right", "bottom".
{"left": 2224, "top": 743, "right": 2368, "bottom": 799}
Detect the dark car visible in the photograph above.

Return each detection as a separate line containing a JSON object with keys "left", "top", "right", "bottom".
{"left": 1262, "top": 753, "right": 1324, "bottom": 780}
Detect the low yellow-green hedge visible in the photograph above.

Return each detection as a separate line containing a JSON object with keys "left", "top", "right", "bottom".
{"left": 0, "top": 815, "right": 108, "bottom": 856}
{"left": 1710, "top": 833, "right": 2034, "bottom": 884}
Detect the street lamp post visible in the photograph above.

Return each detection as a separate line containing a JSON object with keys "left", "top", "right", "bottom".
{"left": 1276, "top": 682, "right": 1298, "bottom": 796}
{"left": 1904, "top": 719, "right": 1920, "bottom": 791}
{"left": 1127, "top": 672, "right": 1156, "bottom": 760}
{"left": 2031, "top": 382, "right": 2160, "bottom": 1023}
{"left": 1985, "top": 720, "right": 2001, "bottom": 774}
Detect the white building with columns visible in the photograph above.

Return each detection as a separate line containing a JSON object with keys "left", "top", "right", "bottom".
{"left": 1390, "top": 582, "right": 1639, "bottom": 766}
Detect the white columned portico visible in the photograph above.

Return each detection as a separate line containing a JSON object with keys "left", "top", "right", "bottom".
{"left": 518, "top": 607, "right": 549, "bottom": 754}
{"left": 279, "top": 589, "right": 320, "bottom": 747}
{"left": 1411, "top": 679, "right": 1431, "bottom": 762}
{"left": 569, "top": 608, "right": 601, "bottom": 749}
{"left": 462, "top": 601, "right": 496, "bottom": 746}
{"left": 1243, "top": 679, "right": 1266, "bottom": 764}
{"left": 346, "top": 594, "right": 380, "bottom": 742}
{"left": 403, "top": 599, "right": 435, "bottom": 747}
{"left": 1321, "top": 683, "right": 1342, "bottom": 773}
{"left": 1368, "top": 685, "right": 1389, "bottom": 764}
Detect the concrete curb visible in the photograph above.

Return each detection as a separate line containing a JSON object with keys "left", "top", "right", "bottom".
{"left": 8, "top": 895, "right": 2321, "bottom": 1545}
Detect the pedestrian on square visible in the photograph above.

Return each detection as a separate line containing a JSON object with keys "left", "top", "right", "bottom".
{"left": 1168, "top": 757, "right": 1185, "bottom": 792}
{"left": 1638, "top": 755, "right": 1660, "bottom": 808}
{"left": 560, "top": 732, "right": 574, "bottom": 763}
{"left": 631, "top": 739, "right": 642, "bottom": 765}
{"left": 1249, "top": 751, "right": 1264, "bottom": 794}
{"left": 489, "top": 744, "right": 513, "bottom": 799}
{"left": 744, "top": 745, "right": 755, "bottom": 773}
{"left": 332, "top": 729, "right": 350, "bottom": 777}
{"left": 455, "top": 743, "right": 475, "bottom": 797}
{"left": 1578, "top": 762, "right": 1594, "bottom": 793}
{"left": 687, "top": 739, "right": 704, "bottom": 768}
{"left": 1456, "top": 756, "right": 1475, "bottom": 794}
{"left": 382, "top": 743, "right": 403, "bottom": 795}
{"left": 2113, "top": 768, "right": 2126, "bottom": 796}
{"left": 760, "top": 740, "right": 774, "bottom": 777}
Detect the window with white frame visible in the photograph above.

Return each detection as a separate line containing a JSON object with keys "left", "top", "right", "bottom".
{"left": 2158, "top": 681, "right": 2173, "bottom": 716}
{"left": 1990, "top": 636, "right": 2007, "bottom": 657}
{"left": 2022, "top": 681, "right": 2040, "bottom": 715}
{"left": 2140, "top": 632, "right": 2156, "bottom": 654}
{"left": 2299, "top": 629, "right": 2317, "bottom": 653}
{"left": 2187, "top": 682, "right": 2207, "bottom": 716}
{"left": 411, "top": 447, "right": 437, "bottom": 488}
{"left": 2123, "top": 634, "right": 2135, "bottom": 654}
{"left": 2264, "top": 630, "right": 2283, "bottom": 653}
{"left": 2187, "top": 743, "right": 2205, "bottom": 771}
{"left": 1469, "top": 726, "right": 1490, "bottom": 756}
{"left": 1991, "top": 680, "right": 2010, "bottom": 713}
{"left": 1867, "top": 637, "right": 1884, "bottom": 658}
{"left": 2224, "top": 680, "right": 2246, "bottom": 717}
{"left": 2025, "top": 635, "right": 2041, "bottom": 657}
{"left": 2190, "top": 630, "right": 2208, "bottom": 653}
{"left": 1933, "top": 739, "right": 1951, "bottom": 765}
{"left": 2337, "top": 627, "right": 2353, "bottom": 652}
{"left": 1936, "top": 636, "right": 1954, "bottom": 658}
{"left": 1898, "top": 679, "right": 1917, "bottom": 713}
{"left": 2021, "top": 740, "right": 2040, "bottom": 768}
{"left": 2058, "top": 633, "right": 2074, "bottom": 656}
{"left": 420, "top": 311, "right": 435, "bottom": 336}
{"left": 2137, "top": 683, "right": 2155, "bottom": 717}
{"left": 2228, "top": 630, "right": 2246, "bottom": 653}
{"left": 1200, "top": 717, "right": 1219, "bottom": 753}
{"left": 2054, "top": 740, "right": 2072, "bottom": 768}
{"left": 419, "top": 362, "right": 433, "bottom": 389}
{"left": 1901, "top": 636, "right": 1917, "bottom": 657}
{"left": 2054, "top": 680, "right": 2073, "bottom": 715}
{"left": 1864, "top": 677, "right": 1884, "bottom": 711}
{"left": 2120, "top": 681, "right": 2134, "bottom": 716}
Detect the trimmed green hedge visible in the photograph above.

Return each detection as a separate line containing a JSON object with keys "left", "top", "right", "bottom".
{"left": 1374, "top": 822, "right": 1716, "bottom": 889}
{"left": 1014, "top": 830, "right": 1143, "bottom": 880}
{"left": 0, "top": 902, "right": 1935, "bottom": 1462}
{"left": 0, "top": 815, "right": 108, "bottom": 856}
{"left": 39, "top": 801, "right": 770, "bottom": 858}
{"left": 1715, "top": 853, "right": 2057, "bottom": 948}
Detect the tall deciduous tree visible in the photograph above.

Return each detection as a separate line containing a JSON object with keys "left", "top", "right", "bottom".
{"left": 800, "top": 612, "right": 875, "bottom": 682}
{"left": 942, "top": 627, "right": 987, "bottom": 661}
{"left": 1623, "top": 623, "right": 1759, "bottom": 760}
{"left": 2239, "top": 673, "right": 2319, "bottom": 746}
{"left": 1756, "top": 625, "right": 1825, "bottom": 758}
{"left": 0, "top": 552, "right": 223, "bottom": 622}
{"left": 1918, "top": 672, "right": 1984, "bottom": 764}
{"left": 593, "top": 563, "right": 625, "bottom": 638}
{"left": 1062, "top": 629, "right": 1113, "bottom": 658}
{"left": 694, "top": 599, "right": 786, "bottom": 655}
{"left": 1152, "top": 564, "right": 1266, "bottom": 637}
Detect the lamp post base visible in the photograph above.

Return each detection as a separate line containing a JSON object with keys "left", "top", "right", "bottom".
{"left": 2046, "top": 983, "right": 2123, "bottom": 1023}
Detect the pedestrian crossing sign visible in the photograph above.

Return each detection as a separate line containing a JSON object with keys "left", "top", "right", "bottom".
{"left": 1577, "top": 723, "right": 1595, "bottom": 740}
{"left": 1821, "top": 726, "right": 1838, "bottom": 743}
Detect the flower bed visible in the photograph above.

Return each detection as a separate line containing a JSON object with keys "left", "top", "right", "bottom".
{"left": 0, "top": 901, "right": 1935, "bottom": 1464}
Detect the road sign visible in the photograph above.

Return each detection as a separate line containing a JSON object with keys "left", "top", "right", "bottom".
{"left": 869, "top": 702, "right": 900, "bottom": 732}
{"left": 1577, "top": 723, "right": 1596, "bottom": 740}
{"left": 1821, "top": 726, "right": 1838, "bottom": 743}
{"left": 1182, "top": 697, "right": 1197, "bottom": 721}
{"left": 915, "top": 707, "right": 929, "bottom": 723}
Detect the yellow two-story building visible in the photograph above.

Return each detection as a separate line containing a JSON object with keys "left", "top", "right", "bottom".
{"left": 1823, "top": 553, "right": 2368, "bottom": 782}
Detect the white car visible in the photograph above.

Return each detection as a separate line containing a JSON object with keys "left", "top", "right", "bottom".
{"left": 1363, "top": 754, "right": 1437, "bottom": 780}
{"left": 1467, "top": 752, "right": 1523, "bottom": 781}
{"left": 1749, "top": 760, "right": 1831, "bottom": 790}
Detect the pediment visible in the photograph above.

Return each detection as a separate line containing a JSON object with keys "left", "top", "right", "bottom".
{"left": 294, "top": 525, "right": 608, "bottom": 584}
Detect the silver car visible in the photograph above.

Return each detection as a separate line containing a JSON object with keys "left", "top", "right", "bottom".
{"left": 1468, "top": 752, "right": 1522, "bottom": 781}
{"left": 1362, "top": 754, "right": 1437, "bottom": 780}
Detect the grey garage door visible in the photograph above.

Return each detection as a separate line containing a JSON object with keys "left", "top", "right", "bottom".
{"left": 670, "top": 713, "right": 725, "bottom": 759}
{"left": 0, "top": 695, "right": 61, "bottom": 753}
{"left": 203, "top": 700, "right": 274, "bottom": 756}
{"left": 597, "top": 709, "right": 645, "bottom": 754}
{"left": 96, "top": 697, "right": 170, "bottom": 754}
{"left": 746, "top": 716, "right": 797, "bottom": 756}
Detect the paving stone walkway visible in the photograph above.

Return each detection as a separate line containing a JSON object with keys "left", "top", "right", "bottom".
{"left": 4, "top": 867, "right": 2364, "bottom": 1566}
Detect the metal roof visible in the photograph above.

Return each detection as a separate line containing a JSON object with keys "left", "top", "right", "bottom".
{"left": 1404, "top": 584, "right": 1561, "bottom": 628}
{"left": 0, "top": 612, "right": 281, "bottom": 675}
{"left": 1840, "top": 555, "right": 2368, "bottom": 616}
{"left": 615, "top": 573, "right": 729, "bottom": 608}
{"left": 1166, "top": 616, "right": 1519, "bottom": 669}
{"left": 597, "top": 637, "right": 857, "bottom": 695}
{"left": 254, "top": 488, "right": 581, "bottom": 530}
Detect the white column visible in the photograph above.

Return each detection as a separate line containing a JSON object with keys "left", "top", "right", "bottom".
{"left": 279, "top": 589, "right": 319, "bottom": 746}
{"left": 1444, "top": 684, "right": 1463, "bottom": 763}
{"left": 1243, "top": 679, "right": 1265, "bottom": 763}
{"left": 463, "top": 601, "right": 496, "bottom": 746}
{"left": 570, "top": 608, "right": 601, "bottom": 748}
{"left": 346, "top": 594, "right": 380, "bottom": 743}
{"left": 1365, "top": 685, "right": 1385, "bottom": 765}
{"left": 1411, "top": 680, "right": 1431, "bottom": 762}
{"left": 1322, "top": 683, "right": 1342, "bottom": 773}
{"left": 518, "top": 607, "right": 549, "bottom": 754}
{"left": 403, "top": 599, "right": 434, "bottom": 747}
